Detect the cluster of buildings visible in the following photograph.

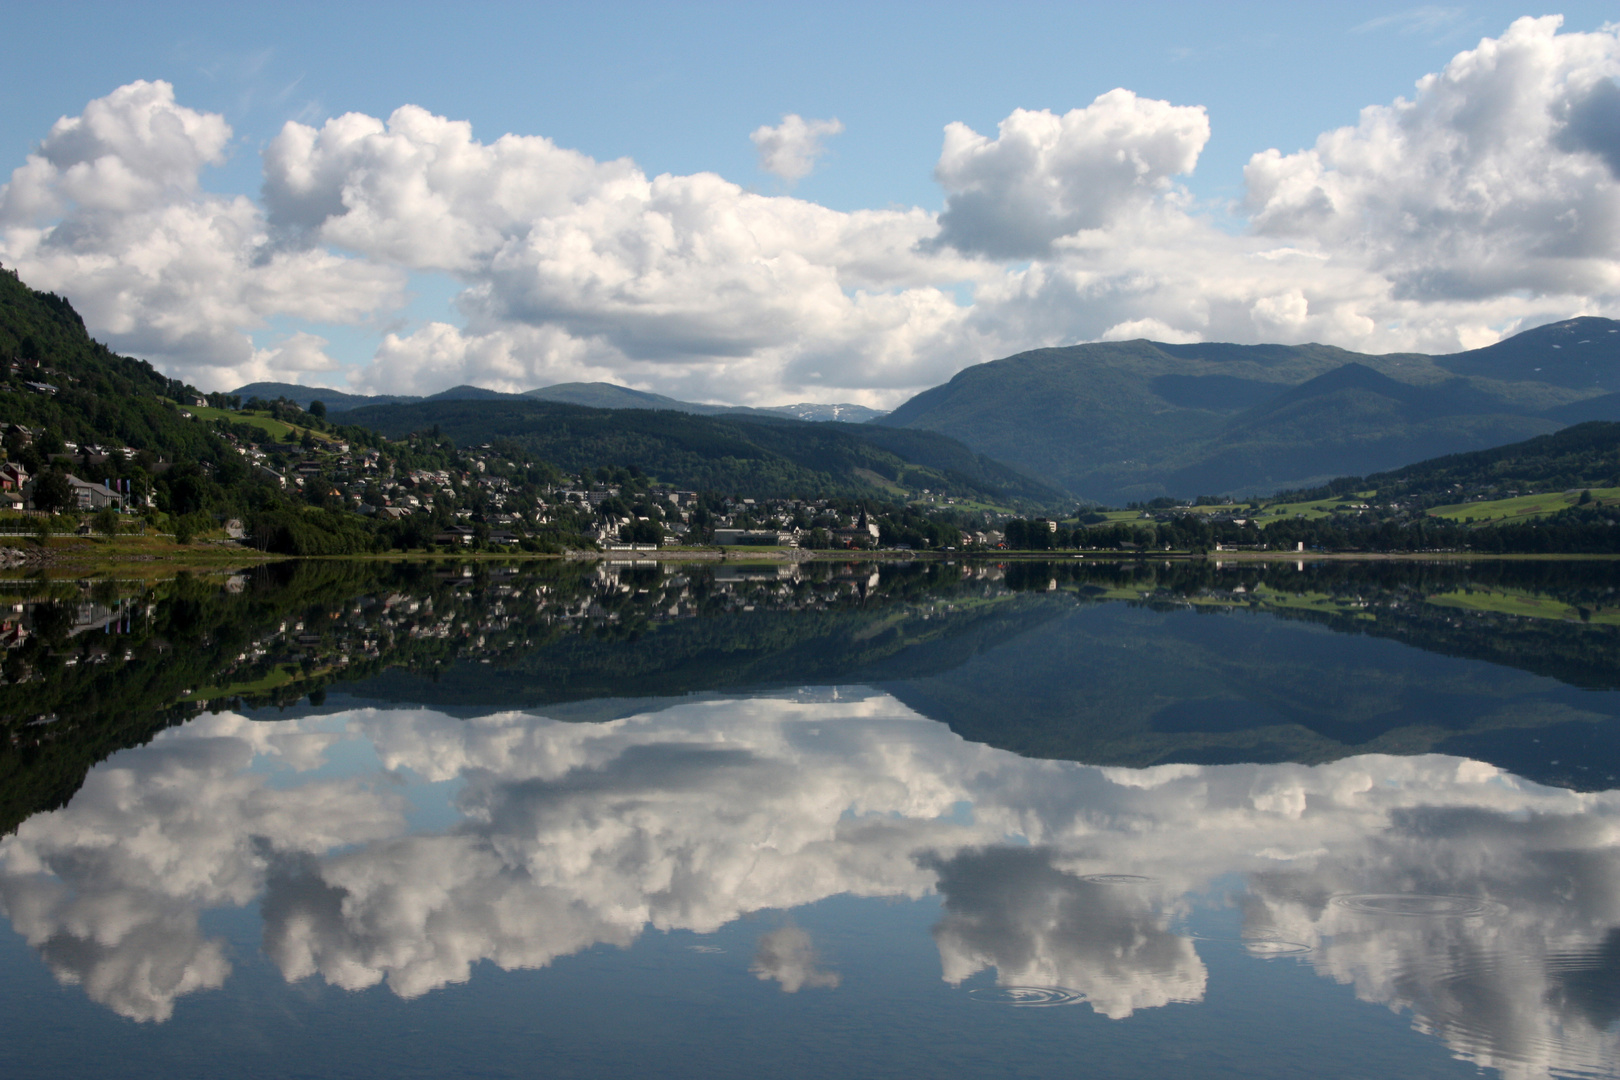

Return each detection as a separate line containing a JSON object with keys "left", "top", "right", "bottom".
{"left": 0, "top": 425, "right": 148, "bottom": 513}
{"left": 1, "top": 401, "right": 1010, "bottom": 550}
{"left": 0, "top": 462, "right": 133, "bottom": 513}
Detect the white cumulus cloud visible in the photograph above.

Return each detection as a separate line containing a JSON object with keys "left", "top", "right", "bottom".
{"left": 749, "top": 114, "right": 844, "bottom": 183}
{"left": 0, "top": 80, "right": 402, "bottom": 389}
{"left": 932, "top": 89, "right": 1210, "bottom": 259}
{"left": 5, "top": 17, "right": 1620, "bottom": 401}
{"left": 750, "top": 924, "right": 841, "bottom": 992}
{"left": 1244, "top": 15, "right": 1620, "bottom": 302}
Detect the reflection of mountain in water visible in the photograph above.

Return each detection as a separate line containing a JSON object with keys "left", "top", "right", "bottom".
{"left": 885, "top": 598, "right": 1620, "bottom": 790}
{"left": 2, "top": 558, "right": 1617, "bottom": 844}
{"left": 341, "top": 560, "right": 1620, "bottom": 792}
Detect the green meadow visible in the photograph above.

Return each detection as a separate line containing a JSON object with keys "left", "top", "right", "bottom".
{"left": 1428, "top": 487, "right": 1620, "bottom": 524}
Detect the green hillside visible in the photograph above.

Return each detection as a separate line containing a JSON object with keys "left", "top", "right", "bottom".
{"left": 0, "top": 269, "right": 221, "bottom": 459}
{"left": 0, "top": 271, "right": 475, "bottom": 553}
{"left": 1162, "top": 362, "right": 1557, "bottom": 495}
{"left": 879, "top": 321, "right": 1620, "bottom": 503}
{"left": 340, "top": 397, "right": 1064, "bottom": 507}
{"left": 1285, "top": 420, "right": 1620, "bottom": 506}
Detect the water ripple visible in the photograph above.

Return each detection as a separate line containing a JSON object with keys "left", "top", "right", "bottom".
{"left": 1079, "top": 874, "right": 1155, "bottom": 885}
{"left": 1331, "top": 893, "right": 1508, "bottom": 918}
{"left": 968, "top": 986, "right": 1087, "bottom": 1007}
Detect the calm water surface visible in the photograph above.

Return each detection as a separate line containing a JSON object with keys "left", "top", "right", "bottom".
{"left": 1, "top": 558, "right": 1618, "bottom": 1078}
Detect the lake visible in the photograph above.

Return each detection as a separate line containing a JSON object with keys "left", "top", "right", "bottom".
{"left": 2, "top": 557, "right": 1618, "bottom": 1078}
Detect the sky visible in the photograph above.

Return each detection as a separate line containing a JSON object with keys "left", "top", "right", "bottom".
{"left": 2, "top": 2, "right": 1620, "bottom": 406}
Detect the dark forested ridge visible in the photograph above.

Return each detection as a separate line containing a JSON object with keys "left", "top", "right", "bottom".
{"left": 0, "top": 268, "right": 222, "bottom": 459}
{"left": 879, "top": 319, "right": 1620, "bottom": 503}
{"left": 339, "top": 397, "right": 1063, "bottom": 506}
{"left": 0, "top": 271, "right": 566, "bottom": 551}
{"left": 234, "top": 378, "right": 889, "bottom": 422}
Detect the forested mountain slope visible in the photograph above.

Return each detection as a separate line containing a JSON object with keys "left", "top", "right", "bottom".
{"left": 1286, "top": 420, "right": 1620, "bottom": 505}
{"left": 878, "top": 320, "right": 1620, "bottom": 503}
{"left": 340, "top": 398, "right": 1062, "bottom": 506}
{"left": 0, "top": 268, "right": 220, "bottom": 458}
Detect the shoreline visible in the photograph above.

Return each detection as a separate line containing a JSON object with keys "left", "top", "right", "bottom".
{"left": 3, "top": 538, "right": 1618, "bottom": 580}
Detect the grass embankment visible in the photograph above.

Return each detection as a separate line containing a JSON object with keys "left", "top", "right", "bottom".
{"left": 1249, "top": 492, "right": 1378, "bottom": 523}
{"left": 1078, "top": 487, "right": 1614, "bottom": 532}
{"left": 187, "top": 405, "right": 296, "bottom": 439}
{"left": 915, "top": 497, "right": 1020, "bottom": 514}
{"left": 0, "top": 533, "right": 279, "bottom": 578}
{"left": 851, "top": 468, "right": 911, "bottom": 498}
{"left": 1074, "top": 578, "right": 1610, "bottom": 625}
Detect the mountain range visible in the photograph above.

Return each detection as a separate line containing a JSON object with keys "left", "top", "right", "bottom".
{"left": 250, "top": 317, "right": 1620, "bottom": 504}
{"left": 876, "top": 318, "right": 1620, "bottom": 503}
{"left": 232, "top": 380, "right": 889, "bottom": 424}
{"left": 337, "top": 397, "right": 1066, "bottom": 506}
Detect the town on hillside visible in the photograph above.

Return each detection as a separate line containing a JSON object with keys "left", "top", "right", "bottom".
{"left": 0, "top": 391, "right": 1010, "bottom": 554}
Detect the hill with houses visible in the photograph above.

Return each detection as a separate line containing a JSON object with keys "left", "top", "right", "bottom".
{"left": 0, "top": 267, "right": 1042, "bottom": 553}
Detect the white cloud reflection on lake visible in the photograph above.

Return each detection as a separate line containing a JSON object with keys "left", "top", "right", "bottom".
{"left": 2, "top": 693, "right": 1618, "bottom": 1076}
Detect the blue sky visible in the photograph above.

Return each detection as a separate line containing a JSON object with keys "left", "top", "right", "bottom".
{"left": 3, "top": 4, "right": 1620, "bottom": 403}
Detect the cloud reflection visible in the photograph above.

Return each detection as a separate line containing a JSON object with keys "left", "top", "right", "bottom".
{"left": 1241, "top": 804, "right": 1620, "bottom": 1079}
{"left": 926, "top": 846, "right": 1203, "bottom": 1018}
{"left": 1, "top": 693, "right": 1618, "bottom": 1077}
{"left": 751, "top": 925, "right": 839, "bottom": 993}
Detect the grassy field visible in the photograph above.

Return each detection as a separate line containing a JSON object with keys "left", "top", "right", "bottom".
{"left": 1254, "top": 492, "right": 1378, "bottom": 524}
{"left": 1072, "top": 492, "right": 1375, "bottom": 530}
{"left": 189, "top": 404, "right": 345, "bottom": 447}
{"left": 190, "top": 663, "right": 305, "bottom": 701}
{"left": 1244, "top": 583, "right": 1377, "bottom": 619}
{"left": 851, "top": 467, "right": 912, "bottom": 498}
{"left": 921, "top": 497, "right": 1020, "bottom": 514}
{"left": 1427, "top": 487, "right": 1620, "bottom": 524}
{"left": 186, "top": 405, "right": 302, "bottom": 441}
